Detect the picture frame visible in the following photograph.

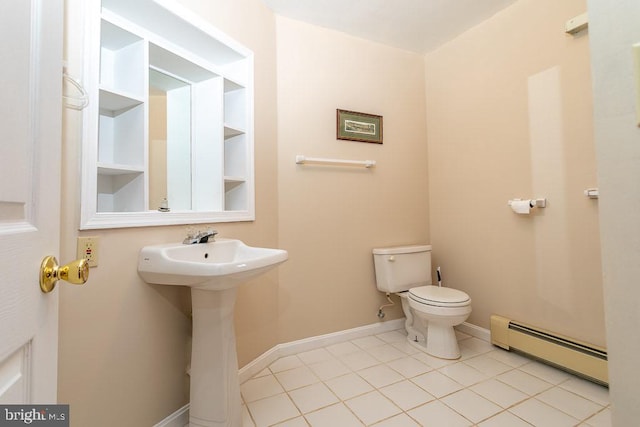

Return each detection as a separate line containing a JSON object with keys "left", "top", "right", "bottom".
{"left": 336, "top": 109, "right": 383, "bottom": 144}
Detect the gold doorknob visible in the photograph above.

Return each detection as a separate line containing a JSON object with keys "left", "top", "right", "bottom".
{"left": 40, "top": 256, "right": 89, "bottom": 293}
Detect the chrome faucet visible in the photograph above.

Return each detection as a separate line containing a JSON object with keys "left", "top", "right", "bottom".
{"left": 183, "top": 229, "right": 218, "bottom": 244}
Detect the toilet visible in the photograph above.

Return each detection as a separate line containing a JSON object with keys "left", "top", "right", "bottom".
{"left": 373, "top": 245, "right": 471, "bottom": 359}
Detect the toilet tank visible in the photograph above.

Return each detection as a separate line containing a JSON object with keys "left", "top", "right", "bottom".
{"left": 372, "top": 245, "right": 432, "bottom": 293}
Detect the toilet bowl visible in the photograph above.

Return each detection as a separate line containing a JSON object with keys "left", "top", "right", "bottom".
{"left": 373, "top": 245, "right": 472, "bottom": 359}
{"left": 408, "top": 285, "right": 471, "bottom": 359}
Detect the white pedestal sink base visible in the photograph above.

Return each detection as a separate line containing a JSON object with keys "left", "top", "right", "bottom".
{"left": 189, "top": 288, "right": 242, "bottom": 427}
{"left": 137, "top": 239, "right": 287, "bottom": 426}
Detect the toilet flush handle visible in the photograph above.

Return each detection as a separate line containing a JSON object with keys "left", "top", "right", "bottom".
{"left": 388, "top": 256, "right": 395, "bottom": 262}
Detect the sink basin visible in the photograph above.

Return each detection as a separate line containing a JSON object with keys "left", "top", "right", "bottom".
{"left": 137, "top": 238, "right": 288, "bottom": 290}
{"left": 137, "top": 238, "right": 287, "bottom": 426}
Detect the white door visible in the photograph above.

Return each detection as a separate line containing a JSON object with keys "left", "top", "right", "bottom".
{"left": 0, "top": 0, "right": 64, "bottom": 403}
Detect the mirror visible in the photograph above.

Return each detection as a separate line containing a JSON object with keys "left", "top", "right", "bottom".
{"left": 80, "top": 0, "right": 255, "bottom": 229}
{"left": 149, "top": 69, "right": 192, "bottom": 211}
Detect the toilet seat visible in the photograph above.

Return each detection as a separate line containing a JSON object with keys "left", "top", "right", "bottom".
{"left": 409, "top": 285, "right": 471, "bottom": 308}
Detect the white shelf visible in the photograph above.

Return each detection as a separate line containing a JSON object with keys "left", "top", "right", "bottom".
{"left": 224, "top": 87, "right": 247, "bottom": 133}
{"left": 81, "top": 0, "right": 254, "bottom": 228}
{"left": 224, "top": 78, "right": 244, "bottom": 92}
{"left": 99, "top": 87, "right": 144, "bottom": 113}
{"left": 97, "top": 171, "right": 145, "bottom": 213}
{"left": 100, "top": 19, "right": 145, "bottom": 95}
{"left": 224, "top": 125, "right": 245, "bottom": 139}
{"left": 98, "top": 102, "right": 144, "bottom": 166}
{"left": 224, "top": 176, "right": 246, "bottom": 184}
{"left": 98, "top": 163, "right": 145, "bottom": 175}
{"left": 224, "top": 180, "right": 247, "bottom": 211}
{"left": 100, "top": 17, "right": 141, "bottom": 50}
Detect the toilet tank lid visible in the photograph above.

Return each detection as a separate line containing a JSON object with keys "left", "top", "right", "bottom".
{"left": 372, "top": 245, "right": 432, "bottom": 255}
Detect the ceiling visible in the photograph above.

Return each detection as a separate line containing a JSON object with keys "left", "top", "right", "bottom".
{"left": 262, "top": 0, "right": 518, "bottom": 54}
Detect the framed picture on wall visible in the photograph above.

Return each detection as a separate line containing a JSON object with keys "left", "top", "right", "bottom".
{"left": 336, "top": 109, "right": 383, "bottom": 144}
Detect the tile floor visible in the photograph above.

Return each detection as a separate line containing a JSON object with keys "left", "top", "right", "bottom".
{"left": 239, "top": 329, "right": 611, "bottom": 427}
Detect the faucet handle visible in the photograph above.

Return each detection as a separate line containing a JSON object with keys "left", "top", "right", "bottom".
{"left": 197, "top": 229, "right": 218, "bottom": 243}
{"left": 183, "top": 227, "right": 218, "bottom": 244}
{"left": 185, "top": 226, "right": 197, "bottom": 238}
{"left": 183, "top": 226, "right": 199, "bottom": 244}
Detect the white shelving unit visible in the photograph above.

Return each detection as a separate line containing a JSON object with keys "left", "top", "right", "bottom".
{"left": 223, "top": 82, "right": 249, "bottom": 211}
{"left": 80, "top": 0, "right": 254, "bottom": 229}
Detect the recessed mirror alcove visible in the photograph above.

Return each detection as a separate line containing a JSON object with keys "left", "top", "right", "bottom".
{"left": 80, "top": 0, "right": 255, "bottom": 229}
{"left": 149, "top": 68, "right": 192, "bottom": 211}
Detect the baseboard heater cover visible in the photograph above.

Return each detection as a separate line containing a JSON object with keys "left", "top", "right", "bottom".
{"left": 490, "top": 315, "right": 608, "bottom": 386}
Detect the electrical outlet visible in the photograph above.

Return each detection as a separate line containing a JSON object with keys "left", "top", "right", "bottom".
{"left": 77, "top": 236, "right": 99, "bottom": 268}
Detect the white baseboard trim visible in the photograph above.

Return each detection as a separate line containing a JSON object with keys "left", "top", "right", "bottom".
{"left": 239, "top": 318, "right": 404, "bottom": 383}
{"left": 156, "top": 319, "right": 488, "bottom": 426}
{"left": 153, "top": 403, "right": 189, "bottom": 427}
{"left": 455, "top": 321, "right": 491, "bottom": 343}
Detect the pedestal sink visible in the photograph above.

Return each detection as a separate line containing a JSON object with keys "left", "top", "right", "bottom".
{"left": 138, "top": 238, "right": 288, "bottom": 427}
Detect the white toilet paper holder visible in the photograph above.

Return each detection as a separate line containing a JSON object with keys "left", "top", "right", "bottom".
{"left": 508, "top": 198, "right": 547, "bottom": 208}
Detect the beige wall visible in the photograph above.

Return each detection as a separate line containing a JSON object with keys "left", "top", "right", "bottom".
{"left": 275, "top": 16, "right": 430, "bottom": 343}
{"left": 60, "top": 0, "right": 278, "bottom": 425}
{"left": 425, "top": 0, "right": 605, "bottom": 346}
{"left": 588, "top": 0, "right": 640, "bottom": 423}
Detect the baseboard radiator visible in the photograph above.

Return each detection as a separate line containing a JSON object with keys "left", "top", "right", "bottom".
{"left": 490, "top": 315, "right": 608, "bottom": 386}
